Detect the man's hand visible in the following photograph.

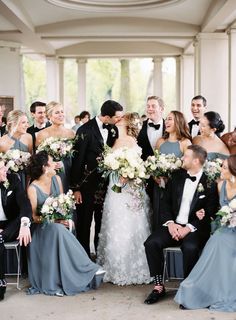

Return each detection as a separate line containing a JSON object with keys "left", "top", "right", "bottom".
{"left": 196, "top": 208, "right": 205, "bottom": 220}
{"left": 178, "top": 226, "right": 191, "bottom": 239}
{"left": 74, "top": 191, "right": 82, "bottom": 204}
{"left": 168, "top": 223, "right": 181, "bottom": 241}
{"left": 17, "top": 226, "right": 31, "bottom": 246}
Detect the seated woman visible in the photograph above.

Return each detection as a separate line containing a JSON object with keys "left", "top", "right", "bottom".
{"left": 193, "top": 111, "right": 230, "bottom": 160}
{"left": 175, "top": 154, "right": 236, "bottom": 312}
{"left": 27, "top": 151, "right": 104, "bottom": 296}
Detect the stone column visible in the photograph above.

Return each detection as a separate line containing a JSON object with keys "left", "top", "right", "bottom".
{"left": 46, "top": 56, "right": 59, "bottom": 102}
{"left": 152, "top": 57, "right": 163, "bottom": 97}
{"left": 175, "top": 56, "right": 181, "bottom": 110}
{"left": 76, "top": 58, "right": 87, "bottom": 112}
{"left": 180, "top": 54, "right": 194, "bottom": 121}
{"left": 58, "top": 57, "right": 64, "bottom": 105}
{"left": 228, "top": 28, "right": 236, "bottom": 130}
{"left": 194, "top": 33, "right": 229, "bottom": 128}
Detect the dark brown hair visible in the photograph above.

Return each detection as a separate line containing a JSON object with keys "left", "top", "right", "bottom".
{"left": 227, "top": 154, "right": 236, "bottom": 177}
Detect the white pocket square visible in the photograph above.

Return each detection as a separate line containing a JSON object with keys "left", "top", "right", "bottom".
{"left": 7, "top": 191, "right": 13, "bottom": 196}
{"left": 199, "top": 195, "right": 205, "bottom": 199}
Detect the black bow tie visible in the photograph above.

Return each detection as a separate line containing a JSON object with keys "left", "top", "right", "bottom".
{"left": 102, "top": 123, "right": 109, "bottom": 130}
{"left": 190, "top": 119, "right": 199, "bottom": 126}
{"left": 186, "top": 174, "right": 197, "bottom": 182}
{"left": 148, "top": 123, "right": 160, "bottom": 130}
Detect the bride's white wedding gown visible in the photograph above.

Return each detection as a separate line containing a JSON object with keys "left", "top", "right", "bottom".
{"left": 97, "top": 146, "right": 152, "bottom": 285}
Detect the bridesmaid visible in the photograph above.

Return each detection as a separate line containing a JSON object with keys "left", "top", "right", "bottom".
{"left": 36, "top": 101, "right": 75, "bottom": 192}
{"left": 175, "top": 154, "right": 236, "bottom": 312}
{"left": 193, "top": 111, "right": 230, "bottom": 160}
{"left": 27, "top": 151, "right": 104, "bottom": 296}
{"left": 0, "top": 110, "right": 33, "bottom": 189}
{"left": 153, "top": 111, "right": 192, "bottom": 278}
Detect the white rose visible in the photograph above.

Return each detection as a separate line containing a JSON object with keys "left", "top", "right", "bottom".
{"left": 229, "top": 199, "right": 236, "bottom": 210}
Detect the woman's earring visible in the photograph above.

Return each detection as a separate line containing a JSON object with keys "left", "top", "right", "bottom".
{"left": 230, "top": 175, "right": 235, "bottom": 183}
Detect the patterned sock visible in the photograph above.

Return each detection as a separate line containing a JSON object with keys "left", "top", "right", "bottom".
{"left": 154, "top": 275, "right": 163, "bottom": 286}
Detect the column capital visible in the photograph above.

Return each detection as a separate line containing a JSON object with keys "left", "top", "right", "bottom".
{"left": 76, "top": 58, "right": 87, "bottom": 64}
{"left": 195, "top": 32, "right": 228, "bottom": 41}
{"left": 152, "top": 57, "right": 163, "bottom": 64}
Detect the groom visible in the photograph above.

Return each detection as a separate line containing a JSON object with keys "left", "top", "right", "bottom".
{"left": 144, "top": 145, "right": 219, "bottom": 304}
{"left": 71, "top": 100, "right": 123, "bottom": 256}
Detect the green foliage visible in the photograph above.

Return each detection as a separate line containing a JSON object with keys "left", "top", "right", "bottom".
{"left": 23, "top": 56, "right": 46, "bottom": 114}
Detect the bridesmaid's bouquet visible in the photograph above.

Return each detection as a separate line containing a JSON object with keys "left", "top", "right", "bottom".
{"left": 203, "top": 158, "right": 223, "bottom": 185}
{"left": 1, "top": 149, "right": 31, "bottom": 172}
{"left": 211, "top": 199, "right": 236, "bottom": 232}
{"left": 37, "top": 137, "right": 75, "bottom": 161}
{"left": 145, "top": 150, "right": 182, "bottom": 179}
{"left": 40, "top": 189, "right": 76, "bottom": 223}
{"left": 98, "top": 146, "right": 149, "bottom": 192}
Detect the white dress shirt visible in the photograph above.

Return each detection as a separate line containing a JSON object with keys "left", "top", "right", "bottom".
{"left": 191, "top": 124, "right": 200, "bottom": 138}
{"left": 0, "top": 190, "right": 7, "bottom": 221}
{"left": 147, "top": 119, "right": 163, "bottom": 151}
{"left": 96, "top": 116, "right": 108, "bottom": 144}
{"left": 176, "top": 169, "right": 203, "bottom": 230}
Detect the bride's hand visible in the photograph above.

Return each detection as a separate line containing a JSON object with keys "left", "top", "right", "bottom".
{"left": 119, "top": 177, "right": 128, "bottom": 185}
{"left": 55, "top": 219, "right": 69, "bottom": 228}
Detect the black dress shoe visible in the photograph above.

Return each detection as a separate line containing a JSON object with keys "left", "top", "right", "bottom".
{"left": 144, "top": 287, "right": 166, "bottom": 305}
{"left": 179, "top": 304, "right": 187, "bottom": 310}
{"left": 0, "top": 287, "right": 6, "bottom": 301}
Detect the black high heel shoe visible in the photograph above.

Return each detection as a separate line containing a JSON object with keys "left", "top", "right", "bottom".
{"left": 0, "top": 286, "right": 6, "bottom": 301}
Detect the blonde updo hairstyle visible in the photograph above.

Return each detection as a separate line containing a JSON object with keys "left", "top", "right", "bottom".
{"left": 46, "top": 101, "right": 63, "bottom": 119}
{"left": 7, "top": 110, "right": 27, "bottom": 135}
{"left": 124, "top": 112, "right": 142, "bottom": 139}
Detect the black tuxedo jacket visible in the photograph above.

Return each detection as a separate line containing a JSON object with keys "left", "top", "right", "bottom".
{"left": 137, "top": 119, "right": 165, "bottom": 160}
{"left": 160, "top": 168, "right": 219, "bottom": 235}
{"left": 1, "top": 173, "right": 32, "bottom": 222}
{"left": 71, "top": 117, "right": 118, "bottom": 192}
{"left": 0, "top": 124, "right": 6, "bottom": 137}
{"left": 188, "top": 119, "right": 200, "bottom": 137}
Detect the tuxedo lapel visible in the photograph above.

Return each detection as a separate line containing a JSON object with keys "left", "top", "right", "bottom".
{"left": 90, "top": 118, "right": 104, "bottom": 147}
{"left": 189, "top": 174, "right": 206, "bottom": 214}
{"left": 175, "top": 172, "right": 187, "bottom": 211}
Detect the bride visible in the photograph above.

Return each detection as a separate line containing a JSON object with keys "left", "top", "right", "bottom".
{"left": 97, "top": 112, "right": 152, "bottom": 285}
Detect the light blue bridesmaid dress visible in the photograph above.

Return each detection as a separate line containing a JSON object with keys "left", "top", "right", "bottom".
{"left": 175, "top": 180, "right": 236, "bottom": 312}
{"left": 27, "top": 175, "right": 103, "bottom": 296}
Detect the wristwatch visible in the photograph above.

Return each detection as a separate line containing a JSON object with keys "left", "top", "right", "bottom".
{"left": 21, "top": 221, "right": 31, "bottom": 228}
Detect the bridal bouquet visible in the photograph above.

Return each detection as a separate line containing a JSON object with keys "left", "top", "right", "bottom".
{"left": 1, "top": 149, "right": 31, "bottom": 172}
{"left": 145, "top": 150, "right": 182, "bottom": 179}
{"left": 37, "top": 137, "right": 75, "bottom": 161}
{"left": 203, "top": 158, "right": 223, "bottom": 185}
{"left": 211, "top": 199, "right": 236, "bottom": 232}
{"left": 98, "top": 146, "right": 149, "bottom": 192}
{"left": 40, "top": 189, "right": 76, "bottom": 223}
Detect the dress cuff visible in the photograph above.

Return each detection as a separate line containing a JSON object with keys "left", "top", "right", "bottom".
{"left": 163, "top": 220, "right": 174, "bottom": 227}
{"left": 186, "top": 223, "right": 197, "bottom": 232}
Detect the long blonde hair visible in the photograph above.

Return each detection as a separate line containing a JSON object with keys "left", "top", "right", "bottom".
{"left": 7, "top": 110, "right": 27, "bottom": 135}
{"left": 46, "top": 101, "right": 63, "bottom": 118}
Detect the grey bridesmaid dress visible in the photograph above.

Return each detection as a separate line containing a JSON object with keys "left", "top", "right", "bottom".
{"left": 27, "top": 175, "right": 101, "bottom": 296}
{"left": 175, "top": 180, "right": 236, "bottom": 311}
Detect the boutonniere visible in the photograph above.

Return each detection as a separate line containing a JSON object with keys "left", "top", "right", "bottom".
{"left": 110, "top": 128, "right": 116, "bottom": 138}
{"left": 7, "top": 190, "right": 12, "bottom": 196}
{"left": 3, "top": 179, "right": 9, "bottom": 189}
{"left": 197, "top": 183, "right": 204, "bottom": 193}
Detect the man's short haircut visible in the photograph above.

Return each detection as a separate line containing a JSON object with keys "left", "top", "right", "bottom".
{"left": 79, "top": 111, "right": 90, "bottom": 120}
{"left": 191, "top": 95, "right": 207, "bottom": 107}
{"left": 30, "top": 101, "right": 46, "bottom": 113}
{"left": 147, "top": 96, "right": 165, "bottom": 109}
{"left": 187, "top": 144, "right": 207, "bottom": 166}
{"left": 100, "top": 100, "right": 123, "bottom": 117}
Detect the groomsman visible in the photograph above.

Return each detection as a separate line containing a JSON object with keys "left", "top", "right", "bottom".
{"left": 27, "top": 101, "right": 51, "bottom": 152}
{"left": 0, "top": 160, "right": 32, "bottom": 301}
{"left": 144, "top": 145, "right": 219, "bottom": 305}
{"left": 188, "top": 95, "right": 207, "bottom": 138}
{"left": 71, "top": 100, "right": 123, "bottom": 256}
{"left": 137, "top": 96, "right": 165, "bottom": 161}
{"left": 137, "top": 96, "right": 165, "bottom": 230}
